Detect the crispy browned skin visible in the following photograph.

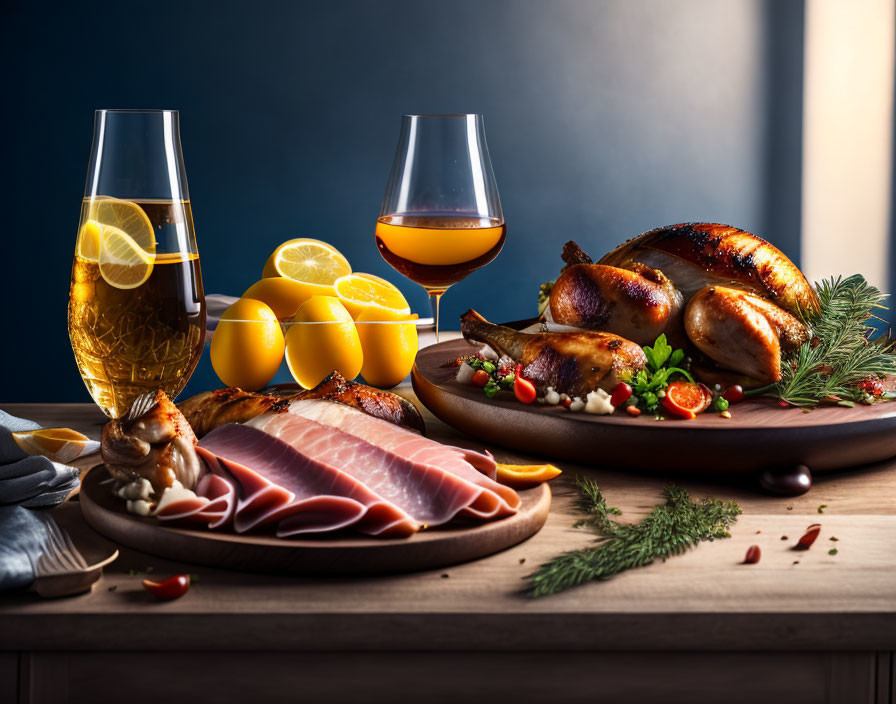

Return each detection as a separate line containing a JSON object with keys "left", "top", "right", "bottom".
{"left": 550, "top": 262, "right": 682, "bottom": 346}
{"left": 177, "top": 372, "right": 425, "bottom": 437}
{"left": 102, "top": 390, "right": 202, "bottom": 494}
{"left": 598, "top": 223, "right": 819, "bottom": 316}
{"left": 685, "top": 286, "right": 809, "bottom": 383}
{"left": 461, "top": 309, "right": 646, "bottom": 396}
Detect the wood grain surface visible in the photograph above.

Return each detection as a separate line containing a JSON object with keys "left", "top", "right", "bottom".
{"left": 79, "top": 466, "right": 550, "bottom": 576}
{"left": 2, "top": 396, "right": 895, "bottom": 655}
{"left": 412, "top": 338, "right": 896, "bottom": 473}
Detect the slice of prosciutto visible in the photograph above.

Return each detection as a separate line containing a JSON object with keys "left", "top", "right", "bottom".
{"left": 248, "top": 401, "right": 520, "bottom": 522}
{"left": 196, "top": 423, "right": 419, "bottom": 537}
{"left": 155, "top": 473, "right": 236, "bottom": 529}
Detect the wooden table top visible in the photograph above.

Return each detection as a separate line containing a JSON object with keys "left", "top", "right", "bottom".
{"left": 2, "top": 394, "right": 895, "bottom": 653}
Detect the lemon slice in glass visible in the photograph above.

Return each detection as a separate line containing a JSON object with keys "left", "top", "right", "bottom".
{"left": 88, "top": 197, "right": 156, "bottom": 254}
{"left": 333, "top": 272, "right": 410, "bottom": 319}
{"left": 76, "top": 220, "right": 103, "bottom": 261}
{"left": 263, "top": 238, "right": 351, "bottom": 286}
{"left": 99, "top": 226, "right": 156, "bottom": 289}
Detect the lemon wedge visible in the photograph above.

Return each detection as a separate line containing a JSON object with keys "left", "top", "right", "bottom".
{"left": 495, "top": 463, "right": 562, "bottom": 488}
{"left": 333, "top": 272, "right": 410, "bottom": 319}
{"left": 99, "top": 226, "right": 156, "bottom": 289}
{"left": 12, "top": 427, "right": 94, "bottom": 464}
{"left": 77, "top": 220, "right": 102, "bottom": 261}
{"left": 262, "top": 238, "right": 351, "bottom": 286}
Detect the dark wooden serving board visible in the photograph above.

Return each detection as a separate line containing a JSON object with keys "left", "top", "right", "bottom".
{"left": 412, "top": 338, "right": 896, "bottom": 477}
{"left": 79, "top": 467, "right": 550, "bottom": 576}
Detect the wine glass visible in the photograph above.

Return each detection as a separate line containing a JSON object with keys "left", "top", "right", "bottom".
{"left": 68, "top": 109, "right": 206, "bottom": 418}
{"left": 375, "top": 114, "right": 505, "bottom": 341}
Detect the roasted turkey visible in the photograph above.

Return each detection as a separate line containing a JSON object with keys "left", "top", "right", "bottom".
{"left": 548, "top": 223, "right": 818, "bottom": 387}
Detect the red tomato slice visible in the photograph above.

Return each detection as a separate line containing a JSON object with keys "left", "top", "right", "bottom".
{"left": 662, "top": 381, "right": 711, "bottom": 419}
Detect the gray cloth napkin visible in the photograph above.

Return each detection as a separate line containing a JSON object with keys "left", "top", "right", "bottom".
{"left": 0, "top": 409, "right": 81, "bottom": 590}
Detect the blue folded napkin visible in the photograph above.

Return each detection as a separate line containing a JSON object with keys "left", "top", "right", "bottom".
{"left": 0, "top": 409, "right": 82, "bottom": 590}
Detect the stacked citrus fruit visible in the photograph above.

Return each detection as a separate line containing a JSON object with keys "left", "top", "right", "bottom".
{"left": 210, "top": 238, "right": 418, "bottom": 391}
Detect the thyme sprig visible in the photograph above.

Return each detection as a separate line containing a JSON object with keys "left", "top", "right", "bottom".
{"left": 767, "top": 275, "right": 896, "bottom": 406}
{"left": 527, "top": 477, "right": 741, "bottom": 597}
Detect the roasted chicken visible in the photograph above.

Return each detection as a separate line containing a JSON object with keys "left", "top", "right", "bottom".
{"left": 177, "top": 371, "right": 425, "bottom": 437}
{"left": 461, "top": 309, "right": 647, "bottom": 396}
{"left": 101, "top": 389, "right": 202, "bottom": 494}
{"left": 548, "top": 223, "right": 817, "bottom": 386}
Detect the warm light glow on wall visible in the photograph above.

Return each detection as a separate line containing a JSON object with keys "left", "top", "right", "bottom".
{"left": 801, "top": 0, "right": 894, "bottom": 290}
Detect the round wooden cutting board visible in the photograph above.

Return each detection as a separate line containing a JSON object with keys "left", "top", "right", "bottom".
{"left": 80, "top": 467, "right": 550, "bottom": 576}
{"left": 412, "top": 338, "right": 896, "bottom": 476}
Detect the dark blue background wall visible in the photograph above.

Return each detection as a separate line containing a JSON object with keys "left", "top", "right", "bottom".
{"left": 2, "top": 0, "right": 805, "bottom": 403}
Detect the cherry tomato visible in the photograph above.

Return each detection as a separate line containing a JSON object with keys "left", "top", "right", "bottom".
{"left": 142, "top": 574, "right": 191, "bottom": 600}
{"left": 610, "top": 382, "right": 633, "bottom": 407}
{"left": 723, "top": 384, "right": 744, "bottom": 403}
{"left": 514, "top": 364, "right": 537, "bottom": 404}
{"left": 471, "top": 369, "right": 491, "bottom": 387}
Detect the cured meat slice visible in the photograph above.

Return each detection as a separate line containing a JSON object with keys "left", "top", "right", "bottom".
{"left": 279, "top": 400, "right": 519, "bottom": 517}
{"left": 248, "top": 405, "right": 520, "bottom": 523}
{"left": 197, "top": 424, "right": 418, "bottom": 537}
{"left": 155, "top": 473, "right": 235, "bottom": 529}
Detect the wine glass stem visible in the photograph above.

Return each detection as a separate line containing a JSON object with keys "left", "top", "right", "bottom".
{"left": 428, "top": 290, "right": 444, "bottom": 343}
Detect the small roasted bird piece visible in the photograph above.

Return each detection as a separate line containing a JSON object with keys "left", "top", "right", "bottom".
{"left": 101, "top": 390, "right": 202, "bottom": 494}
{"left": 548, "top": 223, "right": 817, "bottom": 385}
{"left": 460, "top": 309, "right": 646, "bottom": 397}
{"left": 177, "top": 371, "right": 425, "bottom": 437}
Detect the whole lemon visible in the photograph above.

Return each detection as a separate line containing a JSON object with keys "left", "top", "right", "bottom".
{"left": 285, "top": 295, "right": 363, "bottom": 388}
{"left": 243, "top": 277, "right": 317, "bottom": 320}
{"left": 355, "top": 308, "right": 419, "bottom": 388}
{"left": 210, "top": 298, "right": 285, "bottom": 390}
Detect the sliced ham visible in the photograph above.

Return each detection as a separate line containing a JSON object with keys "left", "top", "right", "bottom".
{"left": 197, "top": 424, "right": 419, "bottom": 537}
{"left": 248, "top": 403, "right": 520, "bottom": 523}
{"left": 278, "top": 399, "right": 518, "bottom": 517}
{"left": 155, "top": 473, "right": 236, "bottom": 529}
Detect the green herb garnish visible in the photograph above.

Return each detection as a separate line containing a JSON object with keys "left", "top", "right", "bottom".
{"left": 628, "top": 334, "right": 693, "bottom": 413}
{"left": 526, "top": 477, "right": 741, "bottom": 597}
{"left": 829, "top": 548, "right": 838, "bottom": 556}
{"left": 764, "top": 275, "right": 896, "bottom": 406}
{"left": 537, "top": 281, "right": 555, "bottom": 316}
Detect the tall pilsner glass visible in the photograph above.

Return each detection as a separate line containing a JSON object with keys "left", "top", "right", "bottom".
{"left": 68, "top": 109, "right": 206, "bottom": 418}
{"left": 376, "top": 114, "right": 505, "bottom": 341}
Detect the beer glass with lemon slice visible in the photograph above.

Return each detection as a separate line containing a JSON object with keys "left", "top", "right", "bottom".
{"left": 68, "top": 110, "right": 205, "bottom": 418}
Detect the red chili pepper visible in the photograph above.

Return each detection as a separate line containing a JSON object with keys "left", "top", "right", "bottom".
{"left": 794, "top": 524, "right": 821, "bottom": 550}
{"left": 471, "top": 369, "right": 491, "bottom": 387}
{"left": 610, "top": 382, "right": 633, "bottom": 407}
{"left": 142, "top": 574, "right": 191, "bottom": 600}
{"left": 723, "top": 384, "right": 744, "bottom": 403}
{"left": 778, "top": 400, "right": 790, "bottom": 408}
{"left": 743, "top": 545, "right": 761, "bottom": 564}
{"left": 513, "top": 364, "right": 537, "bottom": 404}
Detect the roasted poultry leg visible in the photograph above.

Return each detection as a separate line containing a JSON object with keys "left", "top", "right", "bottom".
{"left": 685, "top": 286, "right": 808, "bottom": 383}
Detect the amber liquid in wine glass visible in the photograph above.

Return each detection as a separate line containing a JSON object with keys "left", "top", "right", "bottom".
{"left": 376, "top": 115, "right": 504, "bottom": 341}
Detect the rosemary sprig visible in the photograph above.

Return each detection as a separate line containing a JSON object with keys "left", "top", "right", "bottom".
{"left": 769, "top": 275, "right": 896, "bottom": 406}
{"left": 527, "top": 477, "right": 741, "bottom": 597}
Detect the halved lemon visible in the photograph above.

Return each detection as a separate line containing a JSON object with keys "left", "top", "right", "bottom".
{"left": 99, "top": 226, "right": 156, "bottom": 289}
{"left": 495, "top": 463, "right": 562, "bottom": 488}
{"left": 12, "top": 427, "right": 94, "bottom": 463}
{"left": 333, "top": 272, "right": 410, "bottom": 319}
{"left": 88, "top": 197, "right": 156, "bottom": 254}
{"left": 262, "top": 238, "right": 351, "bottom": 286}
